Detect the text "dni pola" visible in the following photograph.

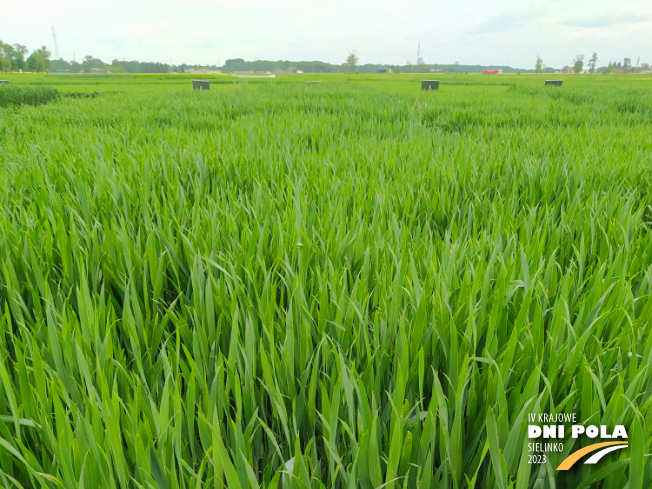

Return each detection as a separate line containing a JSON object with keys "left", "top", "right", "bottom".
{"left": 528, "top": 425, "right": 628, "bottom": 439}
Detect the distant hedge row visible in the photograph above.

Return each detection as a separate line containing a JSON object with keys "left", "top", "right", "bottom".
{"left": 0, "top": 85, "right": 60, "bottom": 107}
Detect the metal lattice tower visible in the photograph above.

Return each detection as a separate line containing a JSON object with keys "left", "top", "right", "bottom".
{"left": 52, "top": 24, "right": 61, "bottom": 60}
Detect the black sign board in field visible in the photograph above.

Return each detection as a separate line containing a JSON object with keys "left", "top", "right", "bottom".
{"left": 421, "top": 80, "right": 439, "bottom": 91}
{"left": 0, "top": 81, "right": 9, "bottom": 84}
{"left": 192, "top": 80, "right": 210, "bottom": 91}
{"left": 545, "top": 80, "right": 563, "bottom": 86}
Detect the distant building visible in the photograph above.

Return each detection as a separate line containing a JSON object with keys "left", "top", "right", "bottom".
{"left": 273, "top": 67, "right": 299, "bottom": 74}
{"left": 185, "top": 69, "right": 222, "bottom": 74}
{"left": 483, "top": 69, "right": 501, "bottom": 74}
{"left": 376, "top": 68, "right": 393, "bottom": 74}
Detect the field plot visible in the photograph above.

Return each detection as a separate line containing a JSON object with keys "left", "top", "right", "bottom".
{"left": 1, "top": 74, "right": 652, "bottom": 488}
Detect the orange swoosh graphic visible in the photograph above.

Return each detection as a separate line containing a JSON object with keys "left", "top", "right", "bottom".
{"left": 557, "top": 442, "right": 628, "bottom": 470}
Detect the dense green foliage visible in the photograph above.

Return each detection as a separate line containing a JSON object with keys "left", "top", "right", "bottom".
{"left": 0, "top": 84, "right": 60, "bottom": 108}
{"left": 0, "top": 74, "right": 651, "bottom": 488}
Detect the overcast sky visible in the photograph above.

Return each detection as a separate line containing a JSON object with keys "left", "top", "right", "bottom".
{"left": 2, "top": 0, "right": 651, "bottom": 68}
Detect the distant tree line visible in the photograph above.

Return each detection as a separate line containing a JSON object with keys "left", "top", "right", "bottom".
{"left": 0, "top": 39, "right": 177, "bottom": 74}
{"left": 535, "top": 53, "right": 649, "bottom": 74}
{"left": 0, "top": 37, "right": 541, "bottom": 75}
{"left": 0, "top": 40, "right": 51, "bottom": 72}
{"left": 3, "top": 37, "right": 650, "bottom": 75}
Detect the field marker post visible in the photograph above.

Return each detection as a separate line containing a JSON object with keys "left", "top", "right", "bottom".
{"left": 192, "top": 79, "right": 210, "bottom": 90}
{"left": 421, "top": 80, "right": 439, "bottom": 90}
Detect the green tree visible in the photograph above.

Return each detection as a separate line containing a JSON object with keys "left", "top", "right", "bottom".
{"left": 0, "top": 43, "right": 28, "bottom": 71}
{"left": 82, "top": 55, "right": 105, "bottom": 71}
{"left": 49, "top": 59, "right": 72, "bottom": 72}
{"left": 0, "top": 40, "right": 11, "bottom": 72}
{"left": 416, "top": 54, "right": 425, "bottom": 73}
{"left": 345, "top": 50, "right": 358, "bottom": 74}
{"left": 588, "top": 52, "right": 598, "bottom": 73}
{"left": 26, "top": 46, "right": 51, "bottom": 72}
{"left": 11, "top": 44, "right": 28, "bottom": 70}
{"left": 223, "top": 58, "right": 247, "bottom": 72}
{"left": 623, "top": 58, "right": 631, "bottom": 72}
{"left": 314, "top": 61, "right": 330, "bottom": 73}
{"left": 26, "top": 53, "right": 46, "bottom": 72}
{"left": 573, "top": 54, "right": 585, "bottom": 73}
{"left": 34, "top": 46, "right": 51, "bottom": 60}
{"left": 535, "top": 55, "right": 543, "bottom": 73}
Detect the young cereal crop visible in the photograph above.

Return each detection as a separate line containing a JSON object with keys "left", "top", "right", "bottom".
{"left": 0, "top": 74, "right": 651, "bottom": 488}
{"left": 0, "top": 85, "right": 60, "bottom": 108}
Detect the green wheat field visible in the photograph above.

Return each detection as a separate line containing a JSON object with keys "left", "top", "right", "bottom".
{"left": 0, "top": 73, "right": 651, "bottom": 488}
